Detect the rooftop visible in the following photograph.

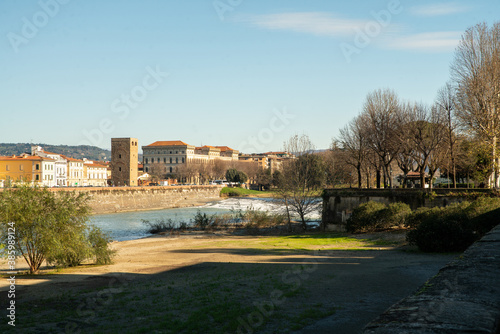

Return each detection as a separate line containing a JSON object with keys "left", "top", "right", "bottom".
{"left": 144, "top": 140, "right": 189, "bottom": 147}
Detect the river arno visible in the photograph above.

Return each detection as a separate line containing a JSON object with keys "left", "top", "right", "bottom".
{"left": 90, "top": 197, "right": 321, "bottom": 241}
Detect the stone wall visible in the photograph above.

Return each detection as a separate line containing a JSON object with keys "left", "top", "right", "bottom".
{"left": 363, "top": 224, "right": 500, "bottom": 333}
{"left": 322, "top": 189, "right": 492, "bottom": 228}
{"left": 51, "top": 185, "right": 223, "bottom": 214}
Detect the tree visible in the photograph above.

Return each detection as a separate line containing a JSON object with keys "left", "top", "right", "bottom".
{"left": 451, "top": 21, "right": 500, "bottom": 188}
{"left": 225, "top": 168, "right": 248, "bottom": 184}
{"left": 362, "top": 89, "right": 402, "bottom": 188}
{"left": 338, "top": 114, "right": 368, "bottom": 188}
{"left": 148, "top": 161, "right": 167, "bottom": 182}
{"left": 436, "top": 82, "right": 460, "bottom": 188}
{"left": 401, "top": 102, "right": 448, "bottom": 189}
{"left": 275, "top": 135, "right": 324, "bottom": 230}
{"left": 0, "top": 186, "right": 114, "bottom": 274}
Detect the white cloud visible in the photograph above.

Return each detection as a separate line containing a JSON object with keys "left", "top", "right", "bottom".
{"left": 385, "top": 31, "right": 462, "bottom": 52}
{"left": 237, "top": 12, "right": 399, "bottom": 37}
{"left": 410, "top": 2, "right": 469, "bottom": 16}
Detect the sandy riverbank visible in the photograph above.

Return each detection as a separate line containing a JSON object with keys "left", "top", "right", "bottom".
{"left": 0, "top": 232, "right": 457, "bottom": 333}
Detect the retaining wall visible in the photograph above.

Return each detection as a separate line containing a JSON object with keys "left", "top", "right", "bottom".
{"left": 51, "top": 185, "right": 223, "bottom": 214}
{"left": 322, "top": 189, "right": 492, "bottom": 227}
{"left": 363, "top": 224, "right": 500, "bottom": 333}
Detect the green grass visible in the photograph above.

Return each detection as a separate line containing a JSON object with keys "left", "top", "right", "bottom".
{"left": 257, "top": 233, "right": 403, "bottom": 250}
{"left": 220, "top": 186, "right": 273, "bottom": 197}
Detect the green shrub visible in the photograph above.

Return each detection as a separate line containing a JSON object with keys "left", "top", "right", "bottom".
{"left": 346, "top": 201, "right": 386, "bottom": 233}
{"left": 87, "top": 226, "right": 115, "bottom": 265}
{"left": 142, "top": 218, "right": 176, "bottom": 234}
{"left": 192, "top": 211, "right": 214, "bottom": 230}
{"left": 406, "top": 198, "right": 500, "bottom": 252}
{"left": 380, "top": 202, "right": 412, "bottom": 228}
{"left": 406, "top": 212, "right": 474, "bottom": 252}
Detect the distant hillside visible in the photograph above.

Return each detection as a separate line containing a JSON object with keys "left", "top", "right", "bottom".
{"left": 0, "top": 143, "right": 111, "bottom": 161}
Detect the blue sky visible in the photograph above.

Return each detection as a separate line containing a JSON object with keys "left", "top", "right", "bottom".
{"left": 1, "top": 0, "right": 499, "bottom": 153}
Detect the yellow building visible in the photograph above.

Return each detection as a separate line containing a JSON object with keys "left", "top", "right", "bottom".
{"left": 0, "top": 155, "right": 44, "bottom": 186}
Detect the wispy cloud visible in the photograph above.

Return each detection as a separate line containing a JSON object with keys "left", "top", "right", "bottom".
{"left": 384, "top": 31, "right": 462, "bottom": 52}
{"left": 236, "top": 12, "right": 400, "bottom": 37}
{"left": 410, "top": 2, "right": 470, "bottom": 16}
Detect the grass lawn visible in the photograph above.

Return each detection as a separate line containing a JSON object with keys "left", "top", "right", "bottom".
{"left": 5, "top": 231, "right": 408, "bottom": 333}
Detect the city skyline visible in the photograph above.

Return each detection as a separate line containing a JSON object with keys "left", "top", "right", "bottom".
{"left": 1, "top": 0, "right": 499, "bottom": 153}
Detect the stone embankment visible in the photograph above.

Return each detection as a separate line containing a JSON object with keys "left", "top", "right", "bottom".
{"left": 51, "top": 185, "right": 223, "bottom": 214}
{"left": 363, "top": 224, "right": 500, "bottom": 333}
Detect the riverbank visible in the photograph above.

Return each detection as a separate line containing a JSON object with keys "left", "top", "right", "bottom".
{"left": 79, "top": 185, "right": 223, "bottom": 214}
{"left": 0, "top": 231, "right": 456, "bottom": 333}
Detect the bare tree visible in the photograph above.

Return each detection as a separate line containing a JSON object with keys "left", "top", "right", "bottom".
{"left": 148, "top": 162, "right": 167, "bottom": 183}
{"left": 338, "top": 114, "right": 368, "bottom": 188}
{"left": 436, "top": 82, "right": 460, "bottom": 188}
{"left": 362, "top": 88, "right": 402, "bottom": 188}
{"left": 402, "top": 102, "right": 448, "bottom": 189}
{"left": 451, "top": 21, "right": 500, "bottom": 188}
{"left": 276, "top": 134, "right": 323, "bottom": 230}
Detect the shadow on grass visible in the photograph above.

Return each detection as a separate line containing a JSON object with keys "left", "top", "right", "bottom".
{"left": 2, "top": 247, "right": 457, "bottom": 334}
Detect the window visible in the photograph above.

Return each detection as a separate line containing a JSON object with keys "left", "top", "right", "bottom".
{"left": 163, "top": 158, "right": 166, "bottom": 163}
{"left": 145, "top": 158, "right": 148, "bottom": 164}
{"left": 176, "top": 157, "right": 178, "bottom": 163}
{"left": 20, "top": 165, "right": 24, "bottom": 171}
{"left": 170, "top": 151, "right": 172, "bottom": 154}
{"left": 35, "top": 175, "right": 39, "bottom": 181}
{"left": 119, "top": 154, "right": 122, "bottom": 159}
{"left": 169, "top": 157, "right": 172, "bottom": 163}
{"left": 119, "top": 167, "right": 122, "bottom": 172}
{"left": 176, "top": 151, "right": 178, "bottom": 154}
{"left": 36, "top": 164, "right": 40, "bottom": 170}
{"left": 182, "top": 157, "right": 185, "bottom": 163}
{"left": 145, "top": 167, "right": 149, "bottom": 172}
{"left": 6, "top": 165, "right": 9, "bottom": 171}
{"left": 169, "top": 167, "right": 173, "bottom": 173}
{"left": 157, "top": 158, "right": 160, "bottom": 163}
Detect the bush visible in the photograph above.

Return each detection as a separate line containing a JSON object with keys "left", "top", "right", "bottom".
{"left": 87, "top": 226, "right": 115, "bottom": 265}
{"left": 346, "top": 201, "right": 410, "bottom": 233}
{"left": 0, "top": 186, "right": 115, "bottom": 273}
{"left": 380, "top": 202, "right": 412, "bottom": 229}
{"left": 192, "top": 211, "right": 214, "bottom": 230}
{"left": 406, "top": 198, "right": 500, "bottom": 252}
{"left": 406, "top": 208, "right": 474, "bottom": 252}
{"left": 142, "top": 218, "right": 176, "bottom": 234}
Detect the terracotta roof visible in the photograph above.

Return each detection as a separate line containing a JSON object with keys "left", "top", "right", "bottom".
{"left": 62, "top": 155, "right": 84, "bottom": 162}
{"left": 86, "top": 162, "right": 108, "bottom": 168}
{"left": 145, "top": 140, "right": 189, "bottom": 147}
{"left": 196, "top": 145, "right": 220, "bottom": 150}
{"left": 215, "top": 146, "right": 235, "bottom": 152}
{"left": 42, "top": 150, "right": 61, "bottom": 156}
{"left": 0, "top": 155, "right": 52, "bottom": 161}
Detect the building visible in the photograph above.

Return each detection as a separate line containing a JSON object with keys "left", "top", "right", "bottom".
{"left": 238, "top": 152, "right": 293, "bottom": 173}
{"left": 111, "top": 138, "right": 139, "bottom": 186}
{"left": 142, "top": 140, "right": 239, "bottom": 175}
{"left": 31, "top": 146, "right": 67, "bottom": 186}
{"left": 83, "top": 159, "right": 108, "bottom": 186}
{"left": 0, "top": 155, "right": 44, "bottom": 186}
{"left": 66, "top": 157, "right": 85, "bottom": 187}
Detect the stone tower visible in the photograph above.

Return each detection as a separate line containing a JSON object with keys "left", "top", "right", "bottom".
{"left": 111, "top": 138, "right": 138, "bottom": 186}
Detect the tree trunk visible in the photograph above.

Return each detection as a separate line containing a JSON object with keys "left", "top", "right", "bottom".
{"left": 357, "top": 163, "right": 362, "bottom": 188}
{"left": 376, "top": 169, "right": 381, "bottom": 188}
{"left": 493, "top": 136, "right": 499, "bottom": 188}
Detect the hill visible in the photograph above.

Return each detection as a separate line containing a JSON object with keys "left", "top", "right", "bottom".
{"left": 0, "top": 143, "right": 111, "bottom": 161}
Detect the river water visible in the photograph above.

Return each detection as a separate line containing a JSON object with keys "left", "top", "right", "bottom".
{"left": 89, "top": 197, "right": 321, "bottom": 241}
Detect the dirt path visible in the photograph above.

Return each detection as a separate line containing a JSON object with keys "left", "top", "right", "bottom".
{"left": 0, "top": 233, "right": 457, "bottom": 333}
